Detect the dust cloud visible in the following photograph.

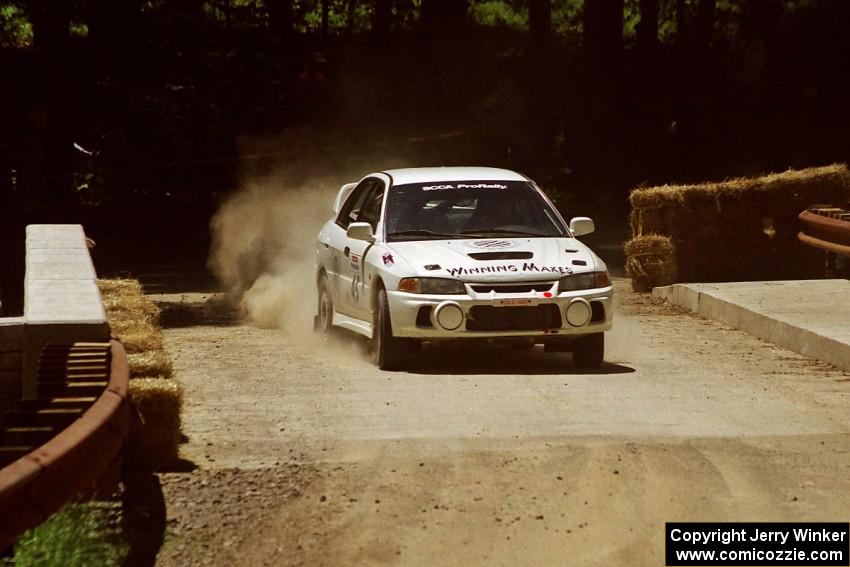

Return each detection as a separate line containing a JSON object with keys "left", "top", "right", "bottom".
{"left": 208, "top": 170, "right": 337, "bottom": 333}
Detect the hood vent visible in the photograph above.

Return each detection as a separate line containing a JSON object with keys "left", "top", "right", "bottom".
{"left": 467, "top": 251, "right": 533, "bottom": 261}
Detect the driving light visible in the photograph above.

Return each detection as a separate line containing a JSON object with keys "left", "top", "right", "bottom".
{"left": 434, "top": 302, "right": 464, "bottom": 330}
{"left": 565, "top": 299, "right": 592, "bottom": 327}
{"left": 558, "top": 271, "right": 610, "bottom": 292}
{"left": 398, "top": 277, "right": 465, "bottom": 294}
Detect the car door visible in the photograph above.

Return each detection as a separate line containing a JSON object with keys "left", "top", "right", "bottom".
{"left": 330, "top": 178, "right": 380, "bottom": 318}
{"left": 348, "top": 180, "right": 385, "bottom": 320}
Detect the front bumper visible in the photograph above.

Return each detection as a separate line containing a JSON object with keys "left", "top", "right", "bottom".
{"left": 386, "top": 284, "right": 613, "bottom": 340}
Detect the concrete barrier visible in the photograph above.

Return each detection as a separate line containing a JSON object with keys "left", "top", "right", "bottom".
{"left": 0, "top": 322, "right": 23, "bottom": 418}
{"left": 0, "top": 224, "right": 122, "bottom": 547}
{"left": 653, "top": 280, "right": 850, "bottom": 372}
{"left": 20, "top": 225, "right": 109, "bottom": 399}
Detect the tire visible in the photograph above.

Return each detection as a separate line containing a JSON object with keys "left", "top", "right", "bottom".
{"left": 573, "top": 333, "right": 604, "bottom": 368}
{"left": 317, "top": 274, "right": 333, "bottom": 338}
{"left": 374, "top": 289, "right": 409, "bottom": 371}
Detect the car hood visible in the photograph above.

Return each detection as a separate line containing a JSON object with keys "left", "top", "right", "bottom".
{"left": 384, "top": 237, "right": 604, "bottom": 282}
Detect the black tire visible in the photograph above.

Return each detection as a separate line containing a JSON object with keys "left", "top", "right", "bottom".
{"left": 317, "top": 274, "right": 333, "bottom": 338}
{"left": 573, "top": 333, "right": 604, "bottom": 368}
{"left": 374, "top": 289, "right": 409, "bottom": 371}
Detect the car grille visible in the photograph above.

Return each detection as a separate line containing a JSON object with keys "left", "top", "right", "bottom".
{"left": 466, "top": 305, "right": 562, "bottom": 332}
{"left": 467, "top": 251, "right": 533, "bottom": 260}
{"left": 470, "top": 282, "right": 553, "bottom": 294}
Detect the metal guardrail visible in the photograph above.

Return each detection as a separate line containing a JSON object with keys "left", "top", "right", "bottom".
{"left": 0, "top": 339, "right": 129, "bottom": 549}
{"left": 799, "top": 207, "right": 850, "bottom": 276}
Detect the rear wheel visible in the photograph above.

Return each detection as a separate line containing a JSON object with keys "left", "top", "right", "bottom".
{"left": 317, "top": 274, "right": 333, "bottom": 338}
{"left": 573, "top": 333, "right": 604, "bottom": 368}
{"left": 374, "top": 289, "right": 409, "bottom": 371}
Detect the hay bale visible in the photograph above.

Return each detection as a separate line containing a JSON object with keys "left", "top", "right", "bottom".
{"left": 625, "top": 235, "right": 678, "bottom": 292}
{"left": 128, "top": 350, "right": 173, "bottom": 379}
{"left": 128, "top": 377, "right": 183, "bottom": 469}
{"left": 101, "top": 294, "right": 160, "bottom": 325}
{"left": 630, "top": 164, "right": 850, "bottom": 235}
{"left": 628, "top": 164, "right": 850, "bottom": 282}
{"left": 110, "top": 322, "right": 165, "bottom": 354}
{"left": 97, "top": 278, "right": 144, "bottom": 297}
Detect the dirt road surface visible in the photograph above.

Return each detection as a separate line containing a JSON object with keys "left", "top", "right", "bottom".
{"left": 150, "top": 280, "right": 850, "bottom": 566}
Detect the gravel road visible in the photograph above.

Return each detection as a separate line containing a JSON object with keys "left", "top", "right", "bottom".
{"left": 149, "top": 279, "right": 850, "bottom": 566}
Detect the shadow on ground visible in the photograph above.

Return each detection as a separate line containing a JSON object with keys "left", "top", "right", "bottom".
{"left": 154, "top": 294, "right": 240, "bottom": 328}
{"left": 406, "top": 344, "right": 635, "bottom": 376}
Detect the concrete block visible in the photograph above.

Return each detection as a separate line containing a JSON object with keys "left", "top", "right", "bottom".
{"left": 26, "top": 249, "right": 96, "bottom": 281}
{"left": 24, "top": 280, "right": 106, "bottom": 325}
{"left": 20, "top": 224, "right": 108, "bottom": 399}
{"left": 25, "top": 225, "right": 87, "bottom": 250}
{"left": 0, "top": 351, "right": 22, "bottom": 371}
{"left": 0, "top": 322, "right": 24, "bottom": 343}
{"left": 0, "top": 371, "right": 20, "bottom": 395}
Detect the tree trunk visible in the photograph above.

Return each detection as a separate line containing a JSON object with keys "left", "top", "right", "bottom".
{"left": 267, "top": 0, "right": 294, "bottom": 43}
{"left": 694, "top": 0, "right": 715, "bottom": 51}
{"left": 420, "top": 0, "right": 468, "bottom": 36}
{"left": 637, "top": 0, "right": 659, "bottom": 51}
{"left": 88, "top": 0, "right": 143, "bottom": 76}
{"left": 372, "top": 0, "right": 392, "bottom": 40}
{"left": 676, "top": 0, "right": 687, "bottom": 42}
{"left": 529, "top": 0, "right": 551, "bottom": 65}
{"left": 27, "top": 0, "right": 71, "bottom": 52}
{"left": 583, "top": 0, "right": 624, "bottom": 66}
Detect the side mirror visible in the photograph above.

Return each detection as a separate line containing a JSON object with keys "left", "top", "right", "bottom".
{"left": 346, "top": 222, "right": 374, "bottom": 243}
{"left": 569, "top": 217, "right": 595, "bottom": 237}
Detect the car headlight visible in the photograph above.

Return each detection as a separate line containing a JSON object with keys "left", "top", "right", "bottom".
{"left": 398, "top": 277, "right": 465, "bottom": 294}
{"left": 558, "top": 271, "right": 610, "bottom": 292}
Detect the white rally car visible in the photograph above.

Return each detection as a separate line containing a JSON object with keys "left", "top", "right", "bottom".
{"left": 315, "top": 167, "right": 613, "bottom": 370}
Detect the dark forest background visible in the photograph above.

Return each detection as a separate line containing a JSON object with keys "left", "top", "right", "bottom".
{"left": 0, "top": 0, "right": 848, "bottom": 301}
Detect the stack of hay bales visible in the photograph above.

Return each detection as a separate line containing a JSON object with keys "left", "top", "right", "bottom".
{"left": 624, "top": 235, "right": 677, "bottom": 292}
{"left": 98, "top": 279, "right": 182, "bottom": 470}
{"left": 627, "top": 164, "right": 850, "bottom": 289}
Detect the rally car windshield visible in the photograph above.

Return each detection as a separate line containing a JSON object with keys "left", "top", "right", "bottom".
{"left": 385, "top": 181, "right": 566, "bottom": 242}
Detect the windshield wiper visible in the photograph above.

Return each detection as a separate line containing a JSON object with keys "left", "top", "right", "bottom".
{"left": 387, "top": 229, "right": 458, "bottom": 239}
{"left": 460, "top": 228, "right": 553, "bottom": 237}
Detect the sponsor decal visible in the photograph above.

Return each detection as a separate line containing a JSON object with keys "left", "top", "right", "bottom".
{"left": 422, "top": 183, "right": 508, "bottom": 191}
{"left": 472, "top": 240, "right": 514, "bottom": 249}
{"left": 350, "top": 254, "right": 361, "bottom": 271}
{"left": 424, "top": 264, "right": 441, "bottom": 271}
{"left": 445, "top": 262, "right": 573, "bottom": 277}
{"left": 382, "top": 252, "right": 395, "bottom": 267}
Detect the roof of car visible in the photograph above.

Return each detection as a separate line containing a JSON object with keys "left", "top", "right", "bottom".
{"left": 381, "top": 167, "right": 528, "bottom": 186}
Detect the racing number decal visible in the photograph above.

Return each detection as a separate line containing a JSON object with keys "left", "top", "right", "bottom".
{"left": 351, "top": 272, "right": 361, "bottom": 303}
{"left": 350, "top": 254, "right": 362, "bottom": 304}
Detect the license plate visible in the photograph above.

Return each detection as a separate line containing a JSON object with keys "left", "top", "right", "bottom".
{"left": 497, "top": 298, "right": 534, "bottom": 307}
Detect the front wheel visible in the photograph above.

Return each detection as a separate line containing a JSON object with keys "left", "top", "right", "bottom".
{"left": 374, "top": 289, "right": 409, "bottom": 371}
{"left": 572, "top": 333, "right": 604, "bottom": 368}
{"left": 316, "top": 274, "right": 333, "bottom": 338}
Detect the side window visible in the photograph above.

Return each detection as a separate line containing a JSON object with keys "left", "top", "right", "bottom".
{"left": 358, "top": 182, "right": 385, "bottom": 232}
{"left": 336, "top": 180, "right": 374, "bottom": 228}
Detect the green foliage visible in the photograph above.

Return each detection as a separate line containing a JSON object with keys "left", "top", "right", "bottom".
{"left": 14, "top": 503, "right": 127, "bottom": 567}
{"left": 70, "top": 21, "right": 88, "bottom": 38}
{"left": 471, "top": 1, "right": 528, "bottom": 30}
{"left": 0, "top": 4, "right": 32, "bottom": 48}
{"left": 551, "top": 0, "right": 582, "bottom": 39}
